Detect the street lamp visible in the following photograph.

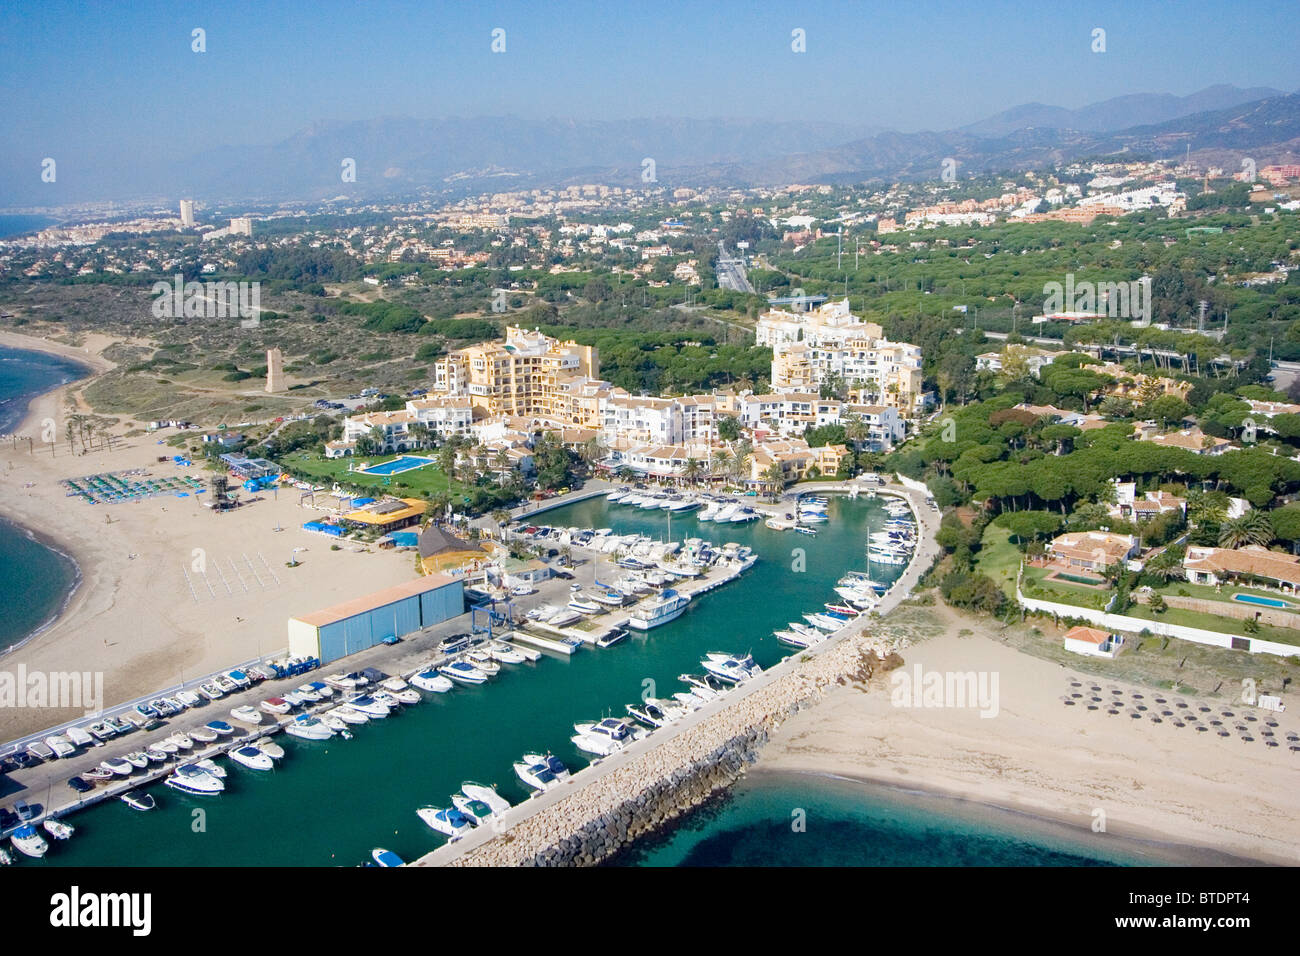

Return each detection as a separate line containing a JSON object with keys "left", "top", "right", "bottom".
{"left": 289, "top": 547, "right": 305, "bottom": 568}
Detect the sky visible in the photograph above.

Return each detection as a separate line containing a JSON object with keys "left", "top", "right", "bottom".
{"left": 0, "top": 0, "right": 1296, "bottom": 203}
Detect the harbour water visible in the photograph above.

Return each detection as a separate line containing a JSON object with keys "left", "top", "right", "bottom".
{"left": 25, "top": 493, "right": 909, "bottom": 866}
{"left": 0, "top": 346, "right": 90, "bottom": 652}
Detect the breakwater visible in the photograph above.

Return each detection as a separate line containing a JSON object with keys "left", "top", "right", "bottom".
{"left": 434, "top": 629, "right": 892, "bottom": 867}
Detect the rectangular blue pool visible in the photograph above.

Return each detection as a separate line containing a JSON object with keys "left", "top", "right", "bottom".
{"left": 357, "top": 455, "right": 434, "bottom": 476}
{"left": 1232, "top": 593, "right": 1291, "bottom": 609}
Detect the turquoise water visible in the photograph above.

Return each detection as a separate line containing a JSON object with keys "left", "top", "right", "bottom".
{"left": 30, "top": 493, "right": 905, "bottom": 867}
{"left": 0, "top": 347, "right": 91, "bottom": 652}
{"left": 609, "top": 771, "right": 1163, "bottom": 866}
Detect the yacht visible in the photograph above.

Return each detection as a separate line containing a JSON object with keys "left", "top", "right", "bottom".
{"left": 790, "top": 622, "right": 826, "bottom": 641}
{"left": 487, "top": 641, "right": 526, "bottom": 664}
{"left": 775, "top": 629, "right": 816, "bottom": 648}
{"left": 411, "top": 669, "right": 455, "bottom": 693}
{"left": 230, "top": 706, "right": 263, "bottom": 725}
{"left": 605, "top": 488, "right": 629, "bottom": 503}
{"left": 164, "top": 764, "right": 225, "bottom": 796}
{"left": 589, "top": 588, "right": 627, "bottom": 607}
{"left": 323, "top": 673, "right": 359, "bottom": 692}
{"left": 465, "top": 650, "right": 501, "bottom": 676}
{"left": 42, "top": 818, "right": 75, "bottom": 840}
{"left": 702, "top": 652, "right": 761, "bottom": 684}
{"left": 228, "top": 745, "right": 275, "bottom": 771}
{"left": 205, "top": 720, "right": 236, "bottom": 737}
{"left": 627, "top": 588, "right": 691, "bottom": 630}
{"left": 256, "top": 738, "right": 286, "bottom": 760}
{"left": 679, "top": 673, "right": 727, "bottom": 700}
{"left": 379, "top": 677, "right": 422, "bottom": 704}
{"left": 120, "top": 791, "right": 156, "bottom": 811}
{"left": 545, "top": 610, "right": 583, "bottom": 628}
{"left": 626, "top": 697, "right": 688, "bottom": 728}
{"left": 567, "top": 597, "right": 602, "bottom": 615}
{"left": 99, "top": 756, "right": 135, "bottom": 777}
{"left": 10, "top": 824, "right": 49, "bottom": 858}
{"left": 514, "top": 752, "right": 571, "bottom": 791}
{"left": 123, "top": 751, "right": 150, "bottom": 769}
{"left": 194, "top": 758, "right": 227, "bottom": 779}
{"left": 596, "top": 628, "right": 628, "bottom": 648}
{"left": 571, "top": 717, "right": 643, "bottom": 756}
{"left": 804, "top": 612, "right": 849, "bottom": 631}
{"left": 327, "top": 704, "right": 369, "bottom": 725}
{"left": 825, "top": 603, "right": 861, "bottom": 616}
{"left": 344, "top": 695, "right": 389, "bottom": 719}
{"left": 293, "top": 685, "right": 322, "bottom": 703}
{"left": 190, "top": 726, "right": 219, "bottom": 743}
{"left": 371, "top": 848, "right": 404, "bottom": 868}
{"left": 439, "top": 661, "right": 488, "bottom": 685}
{"left": 319, "top": 713, "right": 351, "bottom": 735}
{"left": 460, "top": 782, "right": 511, "bottom": 817}
{"left": 417, "top": 806, "right": 473, "bottom": 839}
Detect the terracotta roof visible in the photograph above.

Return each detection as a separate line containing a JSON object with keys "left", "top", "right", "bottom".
{"left": 1064, "top": 625, "right": 1112, "bottom": 645}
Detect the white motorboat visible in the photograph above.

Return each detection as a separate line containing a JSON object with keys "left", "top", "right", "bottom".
{"left": 627, "top": 588, "right": 691, "bottom": 630}
{"left": 306, "top": 680, "right": 334, "bottom": 699}
{"left": 417, "top": 806, "right": 473, "bottom": 839}
{"left": 10, "top": 824, "right": 49, "bottom": 858}
{"left": 702, "top": 652, "right": 761, "bottom": 684}
{"left": 261, "top": 697, "right": 293, "bottom": 715}
{"left": 197, "top": 681, "right": 224, "bottom": 701}
{"left": 65, "top": 726, "right": 95, "bottom": 748}
{"left": 380, "top": 677, "right": 421, "bottom": 704}
{"left": 144, "top": 746, "right": 170, "bottom": 763}
{"left": 439, "top": 661, "right": 488, "bottom": 685}
{"left": 167, "top": 732, "right": 195, "bottom": 750}
{"left": 123, "top": 751, "right": 150, "bottom": 769}
{"left": 44, "top": 735, "right": 76, "bottom": 759}
{"left": 256, "top": 738, "right": 286, "bottom": 760}
{"left": 175, "top": 690, "right": 201, "bottom": 708}
{"left": 410, "top": 669, "right": 454, "bottom": 693}
{"left": 228, "top": 745, "right": 275, "bottom": 771}
{"left": 697, "top": 501, "right": 720, "bottom": 521}
{"left": 775, "top": 629, "right": 816, "bottom": 648}
{"left": 571, "top": 717, "right": 644, "bottom": 756}
{"left": 605, "top": 488, "right": 629, "bottom": 502}
{"left": 230, "top": 705, "right": 263, "bottom": 725}
{"left": 513, "top": 752, "right": 571, "bottom": 791}
{"left": 804, "top": 612, "right": 849, "bottom": 631}
{"left": 42, "top": 818, "right": 75, "bottom": 840}
{"left": 205, "top": 720, "right": 236, "bottom": 737}
{"left": 190, "top": 726, "right": 219, "bottom": 743}
{"left": 293, "top": 684, "right": 322, "bottom": 703}
{"left": 99, "top": 757, "right": 135, "bottom": 776}
{"left": 627, "top": 697, "right": 688, "bottom": 728}
{"left": 465, "top": 650, "right": 501, "bottom": 676}
{"left": 460, "top": 781, "right": 511, "bottom": 817}
{"left": 120, "top": 791, "right": 156, "bottom": 811}
{"left": 323, "top": 673, "right": 359, "bottom": 691}
{"left": 487, "top": 641, "right": 526, "bottom": 664}
{"left": 318, "top": 713, "right": 350, "bottom": 733}
{"left": 164, "top": 764, "right": 224, "bottom": 796}
{"left": 327, "top": 705, "right": 369, "bottom": 725}
{"left": 567, "top": 598, "right": 602, "bottom": 615}
{"left": 371, "top": 847, "right": 404, "bottom": 867}
{"left": 152, "top": 738, "right": 180, "bottom": 755}
{"left": 679, "top": 673, "right": 726, "bottom": 700}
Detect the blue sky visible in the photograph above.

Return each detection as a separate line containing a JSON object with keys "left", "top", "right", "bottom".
{"left": 0, "top": 0, "right": 1295, "bottom": 198}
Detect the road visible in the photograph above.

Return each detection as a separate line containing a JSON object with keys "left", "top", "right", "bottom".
{"left": 715, "top": 242, "right": 755, "bottom": 295}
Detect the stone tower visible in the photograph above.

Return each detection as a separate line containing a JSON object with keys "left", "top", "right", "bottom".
{"left": 265, "top": 347, "right": 285, "bottom": 393}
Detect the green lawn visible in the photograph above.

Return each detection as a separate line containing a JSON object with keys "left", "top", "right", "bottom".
{"left": 278, "top": 452, "right": 468, "bottom": 499}
{"left": 973, "top": 524, "right": 1022, "bottom": 599}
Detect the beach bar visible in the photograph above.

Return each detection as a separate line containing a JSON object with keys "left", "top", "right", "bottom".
{"left": 287, "top": 573, "right": 465, "bottom": 664}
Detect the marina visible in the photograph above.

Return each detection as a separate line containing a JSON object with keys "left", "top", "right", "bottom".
{"left": 0, "top": 482, "right": 930, "bottom": 867}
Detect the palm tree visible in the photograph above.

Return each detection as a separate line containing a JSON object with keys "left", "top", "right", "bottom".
{"left": 682, "top": 457, "right": 702, "bottom": 488}
{"left": 1218, "top": 511, "right": 1273, "bottom": 549}
{"left": 711, "top": 447, "right": 732, "bottom": 483}
{"left": 490, "top": 508, "right": 512, "bottom": 538}
{"left": 843, "top": 413, "right": 868, "bottom": 453}
{"left": 762, "top": 462, "right": 786, "bottom": 502}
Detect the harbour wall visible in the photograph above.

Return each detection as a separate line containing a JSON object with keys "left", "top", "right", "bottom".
{"left": 429, "top": 629, "right": 889, "bottom": 867}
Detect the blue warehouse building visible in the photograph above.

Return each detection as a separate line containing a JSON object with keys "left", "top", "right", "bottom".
{"left": 287, "top": 573, "right": 464, "bottom": 664}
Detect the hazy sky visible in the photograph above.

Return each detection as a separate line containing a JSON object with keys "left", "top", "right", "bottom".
{"left": 1, "top": 0, "right": 1295, "bottom": 202}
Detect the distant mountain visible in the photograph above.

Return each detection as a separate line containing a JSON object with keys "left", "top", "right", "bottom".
{"left": 961, "top": 84, "right": 1286, "bottom": 137}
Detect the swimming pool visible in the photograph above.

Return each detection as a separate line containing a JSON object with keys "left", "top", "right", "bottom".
{"left": 1232, "top": 593, "right": 1291, "bottom": 609}
{"left": 356, "top": 455, "right": 434, "bottom": 476}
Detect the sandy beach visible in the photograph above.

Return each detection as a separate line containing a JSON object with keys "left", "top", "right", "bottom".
{"left": 754, "top": 605, "right": 1300, "bottom": 865}
{"left": 0, "top": 330, "right": 419, "bottom": 740}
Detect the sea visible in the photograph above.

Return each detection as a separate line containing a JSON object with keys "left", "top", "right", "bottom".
{"left": 0, "top": 347, "right": 89, "bottom": 653}
{"left": 8, "top": 492, "right": 1187, "bottom": 868}
{"left": 0, "top": 214, "right": 58, "bottom": 239}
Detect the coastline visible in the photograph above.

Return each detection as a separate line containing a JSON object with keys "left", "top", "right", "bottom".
{"left": 750, "top": 612, "right": 1300, "bottom": 867}
{"left": 738, "top": 767, "right": 1264, "bottom": 866}
{"left": 0, "top": 513, "right": 82, "bottom": 656}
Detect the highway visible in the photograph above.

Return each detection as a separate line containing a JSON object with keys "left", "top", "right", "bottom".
{"left": 715, "top": 242, "right": 755, "bottom": 294}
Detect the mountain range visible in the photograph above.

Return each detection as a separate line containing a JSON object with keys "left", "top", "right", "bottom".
{"left": 9, "top": 84, "right": 1299, "bottom": 206}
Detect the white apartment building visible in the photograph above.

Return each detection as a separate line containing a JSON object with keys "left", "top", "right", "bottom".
{"left": 759, "top": 300, "right": 924, "bottom": 414}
